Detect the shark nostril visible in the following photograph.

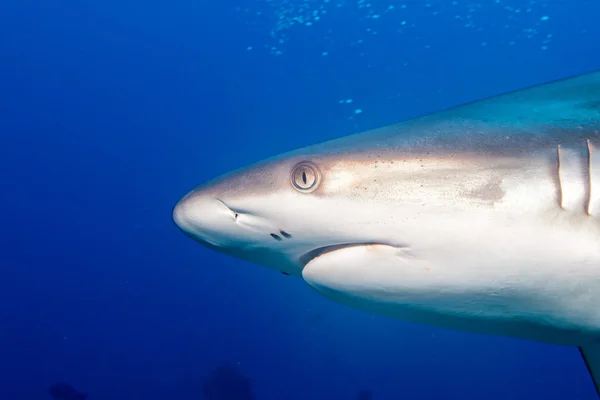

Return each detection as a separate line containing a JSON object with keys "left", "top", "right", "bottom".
{"left": 280, "top": 230, "right": 292, "bottom": 238}
{"left": 216, "top": 198, "right": 241, "bottom": 221}
{"left": 270, "top": 233, "right": 283, "bottom": 241}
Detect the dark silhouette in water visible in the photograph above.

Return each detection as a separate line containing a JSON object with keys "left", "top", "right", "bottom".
{"left": 357, "top": 389, "right": 373, "bottom": 400}
{"left": 200, "top": 363, "right": 373, "bottom": 399}
{"left": 47, "top": 369, "right": 371, "bottom": 400}
{"left": 48, "top": 382, "right": 88, "bottom": 400}
{"left": 202, "top": 364, "right": 255, "bottom": 400}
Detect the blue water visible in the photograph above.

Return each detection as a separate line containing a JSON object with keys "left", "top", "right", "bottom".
{"left": 2, "top": 0, "right": 600, "bottom": 399}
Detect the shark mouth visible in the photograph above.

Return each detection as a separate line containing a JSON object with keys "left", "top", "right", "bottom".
{"left": 298, "top": 242, "right": 396, "bottom": 267}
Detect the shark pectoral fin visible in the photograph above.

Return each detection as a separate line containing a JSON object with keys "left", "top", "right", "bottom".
{"left": 579, "top": 345, "right": 600, "bottom": 396}
{"left": 301, "top": 244, "right": 431, "bottom": 310}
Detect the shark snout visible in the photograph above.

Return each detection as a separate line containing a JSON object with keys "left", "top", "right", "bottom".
{"left": 172, "top": 191, "right": 237, "bottom": 248}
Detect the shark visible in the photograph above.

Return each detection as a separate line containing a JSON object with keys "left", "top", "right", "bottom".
{"left": 173, "top": 69, "right": 600, "bottom": 395}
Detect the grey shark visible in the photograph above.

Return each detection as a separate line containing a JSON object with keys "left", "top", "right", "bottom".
{"left": 173, "top": 69, "right": 600, "bottom": 394}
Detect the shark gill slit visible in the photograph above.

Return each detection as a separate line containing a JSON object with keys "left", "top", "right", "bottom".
{"left": 586, "top": 139, "right": 600, "bottom": 216}
{"left": 584, "top": 139, "right": 593, "bottom": 216}
{"left": 557, "top": 141, "right": 594, "bottom": 215}
{"left": 587, "top": 139, "right": 594, "bottom": 216}
{"left": 557, "top": 145, "right": 564, "bottom": 210}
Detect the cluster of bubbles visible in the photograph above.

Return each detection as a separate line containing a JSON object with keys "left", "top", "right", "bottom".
{"left": 237, "top": 0, "right": 555, "bottom": 56}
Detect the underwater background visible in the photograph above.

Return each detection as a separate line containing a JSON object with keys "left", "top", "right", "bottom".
{"left": 2, "top": 0, "right": 600, "bottom": 399}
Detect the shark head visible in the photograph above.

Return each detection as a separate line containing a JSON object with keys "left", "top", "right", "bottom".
{"left": 171, "top": 113, "right": 529, "bottom": 279}
{"left": 172, "top": 132, "right": 420, "bottom": 277}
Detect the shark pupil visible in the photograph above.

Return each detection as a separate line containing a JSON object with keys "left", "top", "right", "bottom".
{"left": 290, "top": 162, "right": 321, "bottom": 193}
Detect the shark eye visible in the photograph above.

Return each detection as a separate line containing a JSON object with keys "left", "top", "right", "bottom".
{"left": 291, "top": 162, "right": 321, "bottom": 193}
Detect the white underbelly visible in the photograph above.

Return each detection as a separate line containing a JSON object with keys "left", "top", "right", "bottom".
{"left": 403, "top": 209, "right": 600, "bottom": 344}
{"left": 304, "top": 212, "right": 600, "bottom": 346}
